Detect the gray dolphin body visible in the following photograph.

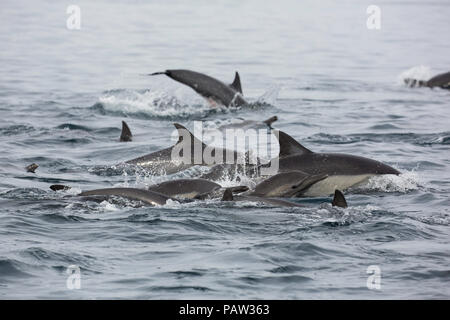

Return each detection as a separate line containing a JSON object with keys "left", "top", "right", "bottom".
{"left": 217, "top": 116, "right": 278, "bottom": 130}
{"left": 126, "top": 123, "right": 247, "bottom": 175}
{"left": 250, "top": 170, "right": 328, "bottom": 198}
{"left": 150, "top": 69, "right": 248, "bottom": 107}
{"left": 222, "top": 188, "right": 348, "bottom": 208}
{"left": 404, "top": 71, "right": 450, "bottom": 89}
{"left": 259, "top": 130, "right": 400, "bottom": 197}
{"left": 147, "top": 178, "right": 221, "bottom": 199}
{"left": 79, "top": 188, "right": 172, "bottom": 206}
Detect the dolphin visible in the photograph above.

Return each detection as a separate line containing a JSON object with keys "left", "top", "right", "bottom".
{"left": 120, "top": 121, "right": 133, "bottom": 142}
{"left": 404, "top": 71, "right": 450, "bottom": 89}
{"left": 217, "top": 116, "right": 278, "bottom": 130}
{"left": 258, "top": 130, "right": 400, "bottom": 197}
{"left": 79, "top": 188, "right": 172, "bottom": 206}
{"left": 250, "top": 170, "right": 328, "bottom": 198}
{"left": 149, "top": 69, "right": 248, "bottom": 107}
{"left": 222, "top": 188, "right": 348, "bottom": 208}
{"left": 126, "top": 123, "right": 248, "bottom": 175}
{"left": 147, "top": 178, "right": 222, "bottom": 199}
{"left": 50, "top": 183, "right": 248, "bottom": 206}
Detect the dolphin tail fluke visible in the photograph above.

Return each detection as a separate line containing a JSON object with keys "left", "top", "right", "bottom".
{"left": 263, "top": 116, "right": 278, "bottom": 129}
{"left": 332, "top": 189, "right": 348, "bottom": 208}
{"left": 50, "top": 184, "right": 71, "bottom": 191}
{"left": 229, "top": 71, "right": 243, "bottom": 94}
{"left": 221, "top": 188, "right": 234, "bottom": 201}
{"left": 120, "top": 121, "right": 133, "bottom": 142}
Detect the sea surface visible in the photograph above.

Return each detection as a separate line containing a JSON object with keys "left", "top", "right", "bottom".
{"left": 0, "top": 0, "right": 449, "bottom": 299}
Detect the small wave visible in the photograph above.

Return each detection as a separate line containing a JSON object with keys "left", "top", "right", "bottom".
{"left": 94, "top": 89, "right": 215, "bottom": 119}
{"left": 0, "top": 124, "right": 35, "bottom": 136}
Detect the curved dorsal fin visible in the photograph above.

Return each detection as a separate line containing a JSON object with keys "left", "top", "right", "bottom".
{"left": 221, "top": 188, "right": 234, "bottom": 201}
{"left": 274, "top": 130, "right": 313, "bottom": 157}
{"left": 173, "top": 123, "right": 206, "bottom": 147}
{"left": 120, "top": 121, "right": 133, "bottom": 142}
{"left": 332, "top": 189, "right": 348, "bottom": 208}
{"left": 229, "top": 71, "right": 243, "bottom": 94}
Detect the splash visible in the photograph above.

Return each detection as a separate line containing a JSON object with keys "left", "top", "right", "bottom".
{"left": 360, "top": 171, "right": 421, "bottom": 193}
{"left": 397, "top": 65, "right": 432, "bottom": 86}
{"left": 96, "top": 89, "right": 213, "bottom": 119}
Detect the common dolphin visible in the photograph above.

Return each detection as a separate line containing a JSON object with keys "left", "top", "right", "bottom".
{"left": 149, "top": 69, "right": 248, "bottom": 107}
{"left": 250, "top": 170, "right": 328, "bottom": 198}
{"left": 217, "top": 116, "right": 278, "bottom": 130}
{"left": 50, "top": 184, "right": 248, "bottom": 205}
{"left": 147, "top": 178, "right": 222, "bottom": 199}
{"left": 404, "top": 71, "right": 450, "bottom": 89}
{"left": 258, "top": 130, "right": 400, "bottom": 196}
{"left": 120, "top": 121, "right": 132, "bottom": 142}
{"left": 222, "top": 188, "right": 348, "bottom": 208}
{"left": 126, "top": 123, "right": 248, "bottom": 175}
{"left": 79, "top": 188, "right": 172, "bottom": 206}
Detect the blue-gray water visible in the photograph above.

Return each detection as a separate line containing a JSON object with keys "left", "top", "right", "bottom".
{"left": 1, "top": 0, "right": 449, "bottom": 299}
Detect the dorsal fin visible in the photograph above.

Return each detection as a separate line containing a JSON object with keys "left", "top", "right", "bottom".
{"left": 263, "top": 116, "right": 278, "bottom": 128}
{"left": 173, "top": 123, "right": 206, "bottom": 147}
{"left": 274, "top": 130, "right": 313, "bottom": 157}
{"left": 332, "top": 189, "right": 348, "bottom": 208}
{"left": 120, "top": 121, "right": 133, "bottom": 142}
{"left": 221, "top": 188, "right": 234, "bottom": 201}
{"left": 229, "top": 71, "right": 243, "bottom": 94}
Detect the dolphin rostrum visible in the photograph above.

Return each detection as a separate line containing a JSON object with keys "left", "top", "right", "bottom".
{"left": 222, "top": 188, "right": 348, "bottom": 208}
{"left": 149, "top": 69, "right": 248, "bottom": 107}
{"left": 120, "top": 121, "right": 133, "bottom": 142}
{"left": 404, "top": 71, "right": 450, "bottom": 89}
{"left": 259, "top": 130, "right": 400, "bottom": 196}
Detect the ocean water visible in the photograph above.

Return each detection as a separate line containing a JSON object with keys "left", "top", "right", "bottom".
{"left": 0, "top": 0, "right": 449, "bottom": 299}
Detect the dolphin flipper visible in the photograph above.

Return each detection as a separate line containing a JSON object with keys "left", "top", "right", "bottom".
{"left": 291, "top": 174, "right": 328, "bottom": 196}
{"left": 332, "top": 189, "right": 348, "bottom": 208}
{"left": 120, "top": 121, "right": 133, "bottom": 142}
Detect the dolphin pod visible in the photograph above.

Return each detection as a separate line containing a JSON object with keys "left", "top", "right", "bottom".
{"left": 149, "top": 69, "right": 248, "bottom": 107}
{"left": 46, "top": 68, "right": 409, "bottom": 210}
{"left": 404, "top": 71, "right": 450, "bottom": 89}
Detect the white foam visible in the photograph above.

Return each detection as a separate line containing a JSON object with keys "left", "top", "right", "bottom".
{"left": 397, "top": 65, "right": 432, "bottom": 85}
{"left": 98, "top": 89, "right": 211, "bottom": 118}
{"left": 360, "top": 172, "right": 421, "bottom": 193}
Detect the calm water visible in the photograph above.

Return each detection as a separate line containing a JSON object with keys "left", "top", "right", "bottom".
{"left": 0, "top": 0, "right": 449, "bottom": 299}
